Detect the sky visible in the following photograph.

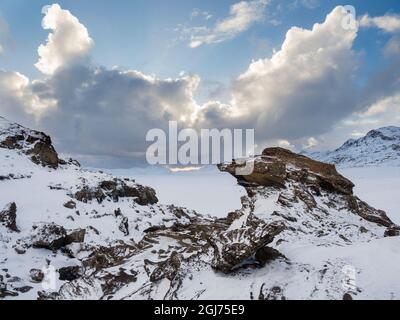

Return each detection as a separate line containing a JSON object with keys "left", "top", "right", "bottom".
{"left": 0, "top": 0, "right": 399, "bottom": 167}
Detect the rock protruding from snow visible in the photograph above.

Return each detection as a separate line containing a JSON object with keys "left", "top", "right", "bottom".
{"left": 73, "top": 178, "right": 158, "bottom": 205}
{"left": 0, "top": 202, "right": 19, "bottom": 232}
{"left": 29, "top": 223, "right": 86, "bottom": 251}
{"left": 221, "top": 147, "right": 355, "bottom": 195}
{"left": 220, "top": 147, "right": 396, "bottom": 240}
{"left": 212, "top": 216, "right": 285, "bottom": 273}
{"left": 306, "top": 126, "right": 400, "bottom": 168}
{"left": 0, "top": 116, "right": 60, "bottom": 168}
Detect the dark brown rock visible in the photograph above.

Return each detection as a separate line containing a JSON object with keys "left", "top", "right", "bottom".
{"left": 219, "top": 147, "right": 395, "bottom": 229}
{"left": 118, "top": 216, "right": 129, "bottom": 236}
{"left": 255, "top": 246, "right": 285, "bottom": 266}
{"left": 66, "top": 229, "right": 86, "bottom": 243}
{"left": 384, "top": 226, "right": 400, "bottom": 237}
{"left": 31, "top": 224, "right": 86, "bottom": 251}
{"left": 348, "top": 198, "right": 394, "bottom": 228}
{"left": 27, "top": 138, "right": 59, "bottom": 168}
{"left": 219, "top": 147, "right": 355, "bottom": 196}
{"left": 212, "top": 219, "right": 285, "bottom": 273}
{"left": 259, "top": 285, "right": 286, "bottom": 300}
{"left": 0, "top": 202, "right": 19, "bottom": 232}
{"left": 150, "top": 252, "right": 182, "bottom": 282}
{"left": 0, "top": 278, "right": 19, "bottom": 298}
{"left": 74, "top": 179, "right": 158, "bottom": 205}
{"left": 31, "top": 223, "right": 68, "bottom": 251}
{"left": 29, "top": 269, "right": 44, "bottom": 283}
{"left": 63, "top": 200, "right": 77, "bottom": 209}
{"left": 58, "top": 266, "right": 82, "bottom": 281}
{"left": 343, "top": 293, "right": 353, "bottom": 300}
{"left": 14, "top": 286, "right": 33, "bottom": 293}
{"left": 83, "top": 243, "right": 138, "bottom": 270}
{"left": 0, "top": 123, "right": 60, "bottom": 168}
{"left": 102, "top": 269, "right": 137, "bottom": 296}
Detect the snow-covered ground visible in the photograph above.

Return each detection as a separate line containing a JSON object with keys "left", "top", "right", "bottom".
{"left": 106, "top": 166, "right": 246, "bottom": 218}
{"left": 2, "top": 116, "right": 400, "bottom": 300}
{"left": 340, "top": 167, "right": 400, "bottom": 225}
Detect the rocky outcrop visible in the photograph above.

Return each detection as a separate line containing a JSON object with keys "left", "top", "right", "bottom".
{"left": 0, "top": 202, "right": 19, "bottom": 232}
{"left": 82, "top": 243, "right": 139, "bottom": 270}
{"left": 30, "top": 223, "right": 86, "bottom": 251}
{"left": 0, "top": 118, "right": 60, "bottom": 168}
{"left": 219, "top": 148, "right": 395, "bottom": 230}
{"left": 384, "top": 225, "right": 400, "bottom": 237}
{"left": 73, "top": 178, "right": 158, "bottom": 206}
{"left": 212, "top": 216, "right": 285, "bottom": 273}
{"left": 220, "top": 148, "right": 355, "bottom": 195}
{"left": 150, "top": 252, "right": 182, "bottom": 282}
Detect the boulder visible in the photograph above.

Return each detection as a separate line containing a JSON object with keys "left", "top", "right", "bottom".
{"left": 211, "top": 218, "right": 285, "bottom": 273}
{"left": 63, "top": 201, "right": 77, "bottom": 209}
{"left": 0, "top": 202, "right": 19, "bottom": 232}
{"left": 29, "top": 269, "right": 44, "bottom": 283}
{"left": 58, "top": 266, "right": 82, "bottom": 281}
{"left": 66, "top": 229, "right": 86, "bottom": 243}
{"left": 255, "top": 246, "right": 285, "bottom": 266}
{"left": 118, "top": 216, "right": 129, "bottom": 236}
{"left": 31, "top": 223, "right": 86, "bottom": 251}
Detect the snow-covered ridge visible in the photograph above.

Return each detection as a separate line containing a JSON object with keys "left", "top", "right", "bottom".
{"left": 305, "top": 126, "right": 400, "bottom": 168}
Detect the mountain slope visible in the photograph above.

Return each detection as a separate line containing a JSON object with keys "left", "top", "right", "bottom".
{"left": 1, "top": 118, "right": 400, "bottom": 300}
{"left": 306, "top": 126, "right": 400, "bottom": 168}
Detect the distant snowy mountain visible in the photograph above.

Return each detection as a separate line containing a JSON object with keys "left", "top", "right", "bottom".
{"left": 306, "top": 126, "right": 400, "bottom": 168}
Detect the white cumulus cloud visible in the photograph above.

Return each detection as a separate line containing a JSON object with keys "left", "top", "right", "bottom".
{"left": 197, "top": 6, "right": 359, "bottom": 142}
{"left": 35, "top": 4, "right": 94, "bottom": 75}
{"left": 0, "top": 4, "right": 202, "bottom": 167}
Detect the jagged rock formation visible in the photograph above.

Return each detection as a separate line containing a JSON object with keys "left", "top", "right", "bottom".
{"left": 1, "top": 117, "right": 399, "bottom": 300}
{"left": 305, "top": 126, "right": 400, "bottom": 167}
